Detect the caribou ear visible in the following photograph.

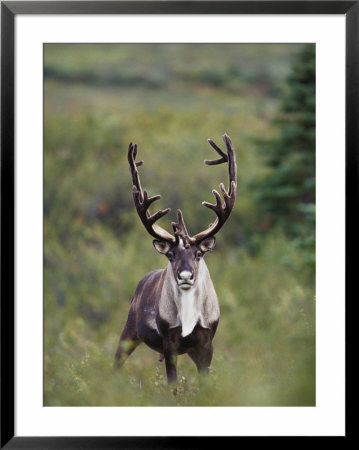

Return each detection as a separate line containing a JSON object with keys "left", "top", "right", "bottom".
{"left": 153, "top": 240, "right": 171, "bottom": 255}
{"left": 198, "top": 236, "right": 216, "bottom": 253}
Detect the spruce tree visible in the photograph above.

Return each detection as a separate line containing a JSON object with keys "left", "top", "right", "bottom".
{"left": 254, "top": 44, "right": 315, "bottom": 266}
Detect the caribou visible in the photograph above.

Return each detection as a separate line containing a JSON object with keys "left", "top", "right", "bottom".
{"left": 115, "top": 134, "right": 237, "bottom": 383}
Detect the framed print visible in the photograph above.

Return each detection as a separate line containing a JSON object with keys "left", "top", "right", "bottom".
{"left": 1, "top": 1, "right": 355, "bottom": 447}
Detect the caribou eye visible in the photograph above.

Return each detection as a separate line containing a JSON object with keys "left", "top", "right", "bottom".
{"left": 167, "top": 252, "right": 174, "bottom": 261}
{"left": 196, "top": 250, "right": 202, "bottom": 260}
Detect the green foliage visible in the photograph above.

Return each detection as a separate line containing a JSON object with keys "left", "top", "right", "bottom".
{"left": 44, "top": 43, "right": 294, "bottom": 96}
{"left": 252, "top": 45, "right": 315, "bottom": 268}
{"left": 44, "top": 44, "right": 315, "bottom": 406}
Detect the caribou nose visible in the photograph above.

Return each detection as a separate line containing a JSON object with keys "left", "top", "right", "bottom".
{"left": 178, "top": 270, "right": 193, "bottom": 282}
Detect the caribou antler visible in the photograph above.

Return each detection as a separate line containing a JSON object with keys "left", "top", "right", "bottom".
{"left": 127, "top": 135, "right": 236, "bottom": 245}
{"left": 128, "top": 142, "right": 175, "bottom": 243}
{"left": 192, "top": 134, "right": 237, "bottom": 243}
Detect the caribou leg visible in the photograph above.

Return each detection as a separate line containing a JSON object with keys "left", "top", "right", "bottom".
{"left": 163, "top": 328, "right": 181, "bottom": 383}
{"left": 114, "top": 308, "right": 140, "bottom": 368}
{"left": 188, "top": 329, "right": 214, "bottom": 375}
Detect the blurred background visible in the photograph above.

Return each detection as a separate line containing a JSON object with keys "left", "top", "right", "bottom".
{"left": 44, "top": 43, "right": 315, "bottom": 406}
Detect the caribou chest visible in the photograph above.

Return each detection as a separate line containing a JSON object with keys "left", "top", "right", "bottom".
{"left": 176, "top": 288, "right": 203, "bottom": 337}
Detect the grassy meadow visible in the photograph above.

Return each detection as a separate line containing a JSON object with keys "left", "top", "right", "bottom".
{"left": 44, "top": 44, "right": 315, "bottom": 406}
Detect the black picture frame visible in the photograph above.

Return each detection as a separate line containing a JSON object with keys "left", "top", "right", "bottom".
{"left": 1, "top": 1, "right": 355, "bottom": 447}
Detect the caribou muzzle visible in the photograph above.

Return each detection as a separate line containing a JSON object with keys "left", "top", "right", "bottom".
{"left": 177, "top": 270, "right": 194, "bottom": 289}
